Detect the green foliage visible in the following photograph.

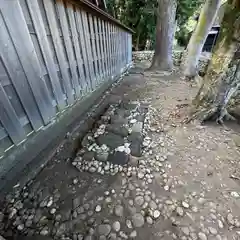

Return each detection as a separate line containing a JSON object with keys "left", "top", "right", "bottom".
{"left": 106, "top": 0, "right": 203, "bottom": 50}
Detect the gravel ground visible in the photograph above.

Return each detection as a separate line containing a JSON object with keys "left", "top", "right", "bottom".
{"left": 1, "top": 61, "right": 240, "bottom": 240}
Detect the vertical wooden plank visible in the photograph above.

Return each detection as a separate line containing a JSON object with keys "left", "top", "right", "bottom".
{"left": 66, "top": 3, "right": 87, "bottom": 92}
{"left": 125, "top": 32, "right": 127, "bottom": 66}
{"left": 119, "top": 30, "right": 123, "bottom": 70}
{"left": 121, "top": 31, "right": 124, "bottom": 69}
{"left": 56, "top": 0, "right": 81, "bottom": 97}
{"left": 93, "top": 16, "right": 103, "bottom": 82}
{"left": 106, "top": 22, "right": 112, "bottom": 78}
{"left": 0, "top": 83, "right": 26, "bottom": 144}
{"left": 81, "top": 11, "right": 96, "bottom": 89}
{"left": 116, "top": 27, "right": 121, "bottom": 74}
{"left": 26, "top": 0, "right": 65, "bottom": 110}
{"left": 104, "top": 21, "right": 110, "bottom": 77}
{"left": 128, "top": 33, "right": 132, "bottom": 64}
{"left": 112, "top": 25, "right": 117, "bottom": 75}
{"left": 109, "top": 23, "right": 113, "bottom": 76}
{"left": 0, "top": 0, "right": 55, "bottom": 124}
{"left": 89, "top": 14, "right": 100, "bottom": 86}
{"left": 42, "top": 0, "right": 74, "bottom": 105}
{"left": 99, "top": 19, "right": 107, "bottom": 78}
{"left": 75, "top": 8, "right": 92, "bottom": 91}
{"left": 0, "top": 16, "right": 43, "bottom": 131}
{"left": 122, "top": 31, "right": 125, "bottom": 68}
{"left": 123, "top": 32, "right": 126, "bottom": 66}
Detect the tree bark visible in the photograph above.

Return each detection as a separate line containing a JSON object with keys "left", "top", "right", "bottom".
{"left": 183, "top": 0, "right": 221, "bottom": 78}
{"left": 189, "top": 0, "right": 240, "bottom": 123}
{"left": 149, "top": 0, "right": 177, "bottom": 71}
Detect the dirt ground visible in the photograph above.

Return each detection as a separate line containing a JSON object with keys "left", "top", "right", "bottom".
{"left": 2, "top": 61, "right": 240, "bottom": 240}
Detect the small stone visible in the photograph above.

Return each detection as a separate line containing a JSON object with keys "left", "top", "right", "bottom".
{"left": 208, "top": 227, "right": 217, "bottom": 235}
{"left": 192, "top": 206, "right": 198, "bottom": 213}
{"left": 113, "top": 221, "right": 121, "bottom": 232}
{"left": 198, "top": 198, "right": 205, "bottom": 204}
{"left": 182, "top": 201, "right": 189, "bottom": 209}
{"left": 149, "top": 200, "right": 157, "bottom": 209}
{"left": 164, "top": 185, "right": 169, "bottom": 191}
{"left": 95, "top": 205, "right": 102, "bottom": 212}
{"left": 40, "top": 227, "right": 49, "bottom": 236}
{"left": 17, "top": 224, "right": 24, "bottom": 231}
{"left": 25, "top": 220, "right": 32, "bottom": 227}
{"left": 153, "top": 210, "right": 160, "bottom": 219}
{"left": 198, "top": 232, "right": 207, "bottom": 240}
{"left": 47, "top": 198, "right": 53, "bottom": 207}
{"left": 165, "top": 200, "right": 173, "bottom": 205}
{"left": 132, "top": 213, "right": 144, "bottom": 227}
{"left": 146, "top": 216, "right": 153, "bottom": 224}
{"left": 115, "top": 205, "right": 124, "bottom": 217}
{"left": 134, "top": 196, "right": 144, "bottom": 206}
{"left": 116, "top": 146, "right": 125, "bottom": 152}
{"left": 129, "top": 230, "right": 137, "bottom": 238}
{"left": 138, "top": 172, "right": 144, "bottom": 179}
{"left": 182, "top": 227, "right": 190, "bottom": 236}
{"left": 99, "top": 236, "right": 107, "bottom": 240}
{"left": 130, "top": 119, "right": 137, "bottom": 124}
{"left": 218, "top": 220, "right": 224, "bottom": 229}
{"left": 231, "top": 191, "right": 239, "bottom": 198}
{"left": 78, "top": 234, "right": 84, "bottom": 240}
{"left": 73, "top": 178, "right": 78, "bottom": 184}
{"left": 109, "top": 233, "right": 117, "bottom": 240}
{"left": 98, "top": 224, "right": 111, "bottom": 236}
{"left": 50, "top": 208, "right": 56, "bottom": 214}
{"left": 176, "top": 207, "right": 184, "bottom": 216}
{"left": 126, "top": 219, "right": 133, "bottom": 228}
{"left": 227, "top": 213, "right": 234, "bottom": 225}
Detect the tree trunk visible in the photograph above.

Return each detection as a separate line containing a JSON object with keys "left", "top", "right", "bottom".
{"left": 189, "top": 0, "right": 240, "bottom": 123}
{"left": 183, "top": 0, "right": 221, "bottom": 78}
{"left": 149, "top": 0, "right": 177, "bottom": 71}
{"left": 135, "top": 32, "right": 140, "bottom": 51}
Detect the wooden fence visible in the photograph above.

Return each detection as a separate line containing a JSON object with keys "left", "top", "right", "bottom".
{"left": 0, "top": 0, "right": 132, "bottom": 158}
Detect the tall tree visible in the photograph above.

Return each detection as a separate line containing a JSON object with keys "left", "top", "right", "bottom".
{"left": 188, "top": 0, "right": 240, "bottom": 123}
{"left": 182, "top": 0, "right": 222, "bottom": 78}
{"left": 149, "top": 0, "right": 177, "bottom": 70}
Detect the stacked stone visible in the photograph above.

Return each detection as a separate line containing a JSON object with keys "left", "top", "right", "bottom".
{"left": 72, "top": 101, "right": 148, "bottom": 175}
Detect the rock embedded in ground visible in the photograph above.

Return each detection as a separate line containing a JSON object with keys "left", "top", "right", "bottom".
{"left": 153, "top": 210, "right": 160, "bottom": 219}
{"left": 208, "top": 227, "right": 217, "bottom": 235}
{"left": 182, "top": 201, "right": 189, "bottom": 209}
{"left": 131, "top": 122, "right": 143, "bottom": 133}
{"left": 176, "top": 206, "right": 184, "bottom": 216}
{"left": 227, "top": 213, "right": 234, "bottom": 225}
{"left": 97, "top": 133, "right": 125, "bottom": 150}
{"left": 198, "top": 232, "right": 207, "bottom": 240}
{"left": 106, "top": 124, "right": 129, "bottom": 137}
{"left": 82, "top": 151, "right": 95, "bottom": 162}
{"left": 95, "top": 205, "right": 102, "bottom": 212}
{"left": 134, "top": 196, "right": 144, "bottom": 206}
{"left": 98, "top": 224, "right": 111, "bottom": 236}
{"left": 146, "top": 216, "right": 153, "bottom": 224}
{"left": 132, "top": 213, "right": 145, "bottom": 227}
{"left": 130, "top": 230, "right": 137, "bottom": 238}
{"left": 95, "top": 152, "right": 109, "bottom": 162}
{"left": 108, "top": 152, "right": 129, "bottom": 166}
{"left": 114, "top": 205, "right": 124, "bottom": 217}
{"left": 112, "top": 221, "right": 121, "bottom": 232}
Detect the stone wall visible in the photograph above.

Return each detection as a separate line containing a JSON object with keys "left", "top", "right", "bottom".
{"left": 132, "top": 51, "right": 210, "bottom": 75}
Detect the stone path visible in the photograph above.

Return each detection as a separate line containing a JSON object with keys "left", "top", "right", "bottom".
{"left": 1, "top": 62, "right": 240, "bottom": 240}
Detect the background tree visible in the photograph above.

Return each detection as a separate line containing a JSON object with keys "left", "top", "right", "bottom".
{"left": 149, "top": 0, "right": 177, "bottom": 70}
{"left": 189, "top": 0, "right": 240, "bottom": 123}
{"left": 183, "top": 0, "right": 222, "bottom": 78}
{"left": 105, "top": 0, "right": 202, "bottom": 51}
